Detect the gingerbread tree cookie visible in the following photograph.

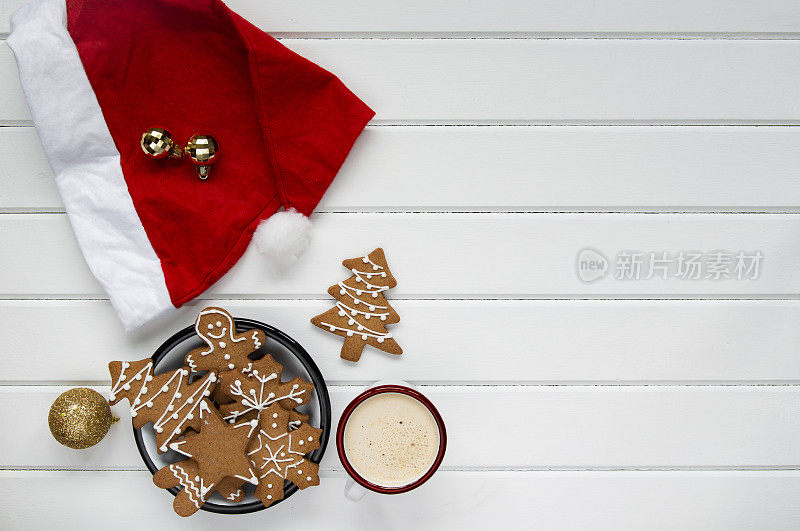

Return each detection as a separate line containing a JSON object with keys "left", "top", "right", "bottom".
{"left": 216, "top": 354, "right": 315, "bottom": 423}
{"left": 311, "top": 248, "right": 403, "bottom": 361}
{"left": 108, "top": 358, "right": 217, "bottom": 453}
{"left": 153, "top": 401, "right": 259, "bottom": 517}
{"left": 185, "top": 307, "right": 266, "bottom": 372}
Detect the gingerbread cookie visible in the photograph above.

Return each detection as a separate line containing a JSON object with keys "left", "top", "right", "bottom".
{"left": 311, "top": 248, "right": 403, "bottom": 361}
{"left": 185, "top": 307, "right": 266, "bottom": 372}
{"left": 214, "top": 408, "right": 309, "bottom": 504}
{"left": 215, "top": 476, "right": 247, "bottom": 503}
{"left": 216, "top": 403, "right": 319, "bottom": 508}
{"left": 248, "top": 403, "right": 321, "bottom": 507}
{"left": 108, "top": 358, "right": 217, "bottom": 453}
{"left": 216, "top": 354, "right": 315, "bottom": 423}
{"left": 289, "top": 410, "right": 310, "bottom": 429}
{"left": 153, "top": 401, "right": 259, "bottom": 517}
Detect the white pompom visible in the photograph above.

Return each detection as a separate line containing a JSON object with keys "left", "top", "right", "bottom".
{"left": 253, "top": 208, "right": 313, "bottom": 269}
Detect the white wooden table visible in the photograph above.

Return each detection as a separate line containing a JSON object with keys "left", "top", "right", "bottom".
{"left": 3, "top": 1, "right": 800, "bottom": 528}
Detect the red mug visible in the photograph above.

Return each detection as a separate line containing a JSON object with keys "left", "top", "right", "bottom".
{"left": 336, "top": 383, "right": 447, "bottom": 499}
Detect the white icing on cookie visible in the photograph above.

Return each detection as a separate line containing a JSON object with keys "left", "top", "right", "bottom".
{"left": 110, "top": 361, "right": 217, "bottom": 452}
{"left": 223, "top": 370, "right": 307, "bottom": 423}
{"left": 363, "top": 256, "right": 385, "bottom": 271}
{"left": 251, "top": 330, "right": 262, "bottom": 349}
{"left": 337, "top": 281, "right": 387, "bottom": 298}
{"left": 193, "top": 309, "right": 249, "bottom": 363}
{"left": 349, "top": 269, "right": 388, "bottom": 290}
{"left": 170, "top": 463, "right": 205, "bottom": 509}
{"left": 247, "top": 430, "right": 309, "bottom": 482}
{"left": 335, "top": 301, "right": 389, "bottom": 320}
{"left": 319, "top": 321, "right": 391, "bottom": 341}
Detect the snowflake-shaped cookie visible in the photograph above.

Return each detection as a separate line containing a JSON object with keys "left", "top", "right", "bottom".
{"left": 213, "top": 409, "right": 309, "bottom": 503}
{"left": 204, "top": 403, "right": 321, "bottom": 508}
{"left": 216, "top": 354, "right": 315, "bottom": 423}
{"left": 247, "top": 403, "right": 321, "bottom": 507}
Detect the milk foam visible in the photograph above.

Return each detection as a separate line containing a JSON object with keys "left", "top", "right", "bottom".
{"left": 344, "top": 392, "right": 440, "bottom": 488}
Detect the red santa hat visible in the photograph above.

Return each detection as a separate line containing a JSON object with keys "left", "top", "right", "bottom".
{"left": 8, "top": 0, "right": 373, "bottom": 330}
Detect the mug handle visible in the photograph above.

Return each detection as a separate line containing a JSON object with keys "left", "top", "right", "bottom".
{"left": 344, "top": 476, "right": 368, "bottom": 502}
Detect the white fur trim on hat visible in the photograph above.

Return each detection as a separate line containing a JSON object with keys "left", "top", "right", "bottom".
{"left": 8, "top": 0, "right": 174, "bottom": 330}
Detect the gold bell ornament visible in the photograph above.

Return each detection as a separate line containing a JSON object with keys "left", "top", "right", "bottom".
{"left": 186, "top": 133, "right": 218, "bottom": 180}
{"left": 140, "top": 127, "right": 183, "bottom": 159}
{"left": 48, "top": 387, "right": 118, "bottom": 449}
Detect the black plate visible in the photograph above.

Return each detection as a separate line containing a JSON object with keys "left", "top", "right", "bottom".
{"left": 133, "top": 317, "right": 331, "bottom": 514}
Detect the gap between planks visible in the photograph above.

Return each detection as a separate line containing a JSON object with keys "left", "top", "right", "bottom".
{"left": 6, "top": 381, "right": 800, "bottom": 387}
{"left": 7, "top": 208, "right": 800, "bottom": 214}
{"left": 6, "top": 210, "right": 800, "bottom": 215}
{"left": 6, "top": 295, "right": 800, "bottom": 301}
{"left": 5, "top": 465, "right": 800, "bottom": 472}
{"left": 5, "top": 32, "right": 800, "bottom": 41}
{"left": 10, "top": 120, "right": 800, "bottom": 127}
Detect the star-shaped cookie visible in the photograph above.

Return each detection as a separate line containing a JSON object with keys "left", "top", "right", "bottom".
{"left": 152, "top": 401, "right": 259, "bottom": 516}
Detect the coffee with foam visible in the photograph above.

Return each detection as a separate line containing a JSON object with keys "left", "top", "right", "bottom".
{"left": 343, "top": 392, "right": 440, "bottom": 488}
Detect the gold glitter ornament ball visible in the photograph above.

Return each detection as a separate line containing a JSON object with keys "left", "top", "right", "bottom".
{"left": 186, "top": 133, "right": 218, "bottom": 179}
{"left": 48, "top": 388, "right": 118, "bottom": 450}
{"left": 140, "top": 127, "right": 183, "bottom": 159}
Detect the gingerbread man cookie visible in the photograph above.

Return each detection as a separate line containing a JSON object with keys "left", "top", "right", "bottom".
{"left": 108, "top": 358, "right": 217, "bottom": 453}
{"left": 216, "top": 354, "right": 315, "bottom": 424}
{"left": 185, "top": 307, "right": 266, "bottom": 372}
{"left": 153, "top": 401, "right": 259, "bottom": 517}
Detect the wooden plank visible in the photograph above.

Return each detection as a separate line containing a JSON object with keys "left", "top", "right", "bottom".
{"left": 7, "top": 125, "right": 800, "bottom": 211}
{"left": 0, "top": 43, "right": 25, "bottom": 120}
{"left": 4, "top": 0, "right": 800, "bottom": 35}
{"left": 5, "top": 299, "right": 800, "bottom": 383}
{"left": 5, "top": 39, "right": 800, "bottom": 123}
{"left": 0, "top": 213, "right": 797, "bottom": 297}
{"left": 2, "top": 470, "right": 799, "bottom": 529}
{"left": 7, "top": 385, "right": 800, "bottom": 469}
